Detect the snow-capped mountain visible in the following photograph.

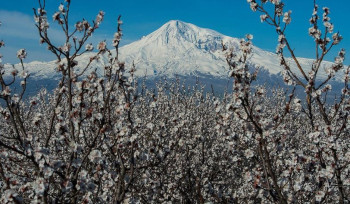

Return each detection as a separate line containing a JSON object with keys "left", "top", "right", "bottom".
{"left": 5, "top": 20, "right": 338, "bottom": 82}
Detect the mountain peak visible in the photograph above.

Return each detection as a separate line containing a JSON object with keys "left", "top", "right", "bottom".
{"left": 164, "top": 20, "right": 187, "bottom": 27}
{"left": 138, "top": 19, "right": 225, "bottom": 50}
{"left": 162, "top": 20, "right": 196, "bottom": 33}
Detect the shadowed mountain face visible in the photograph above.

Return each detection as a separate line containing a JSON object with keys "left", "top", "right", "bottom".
{"left": 4, "top": 20, "right": 343, "bottom": 96}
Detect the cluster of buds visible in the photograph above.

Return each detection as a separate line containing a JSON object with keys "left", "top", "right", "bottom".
{"left": 281, "top": 70, "right": 294, "bottom": 86}
{"left": 52, "top": 3, "right": 66, "bottom": 24}
{"left": 275, "top": 2, "right": 284, "bottom": 16}
{"left": 240, "top": 34, "right": 253, "bottom": 54}
{"left": 247, "top": 0, "right": 258, "bottom": 12}
{"left": 113, "top": 34, "right": 122, "bottom": 48}
{"left": 112, "top": 17, "right": 123, "bottom": 47}
{"left": 59, "top": 42, "right": 71, "bottom": 53}
{"left": 309, "top": 26, "right": 321, "bottom": 40}
{"left": 76, "top": 20, "right": 91, "bottom": 33}
{"left": 75, "top": 21, "right": 84, "bottom": 32}
{"left": 85, "top": 43, "right": 94, "bottom": 51}
{"left": 309, "top": 5, "right": 318, "bottom": 24}
{"left": 283, "top": 10, "right": 292, "bottom": 24}
{"left": 16, "top": 49, "right": 27, "bottom": 59}
{"left": 260, "top": 14, "right": 268, "bottom": 22}
{"left": 332, "top": 32, "right": 343, "bottom": 45}
{"left": 322, "top": 7, "right": 333, "bottom": 33}
{"left": 95, "top": 11, "right": 105, "bottom": 26}
{"left": 276, "top": 34, "right": 286, "bottom": 53}
{"left": 309, "top": 5, "right": 321, "bottom": 40}
{"left": 113, "top": 32, "right": 122, "bottom": 47}
{"left": 97, "top": 41, "right": 107, "bottom": 52}
{"left": 35, "top": 8, "right": 49, "bottom": 31}
{"left": 247, "top": 0, "right": 282, "bottom": 12}
{"left": 330, "top": 49, "right": 346, "bottom": 72}
{"left": 224, "top": 34, "right": 255, "bottom": 97}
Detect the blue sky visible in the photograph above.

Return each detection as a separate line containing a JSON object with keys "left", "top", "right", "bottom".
{"left": 0, "top": 0, "right": 349, "bottom": 64}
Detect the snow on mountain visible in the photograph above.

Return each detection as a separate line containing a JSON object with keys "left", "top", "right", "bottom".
{"left": 119, "top": 20, "right": 231, "bottom": 77}
{"left": 5, "top": 20, "right": 339, "bottom": 82}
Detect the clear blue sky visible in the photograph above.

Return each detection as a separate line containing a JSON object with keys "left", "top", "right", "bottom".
{"left": 0, "top": 0, "right": 349, "bottom": 64}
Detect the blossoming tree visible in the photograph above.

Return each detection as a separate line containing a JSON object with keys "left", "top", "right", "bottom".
{"left": 0, "top": 0, "right": 349, "bottom": 203}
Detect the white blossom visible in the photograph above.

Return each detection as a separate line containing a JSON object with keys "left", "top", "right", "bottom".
{"left": 283, "top": 11, "right": 292, "bottom": 24}
{"left": 16, "top": 49, "right": 27, "bottom": 59}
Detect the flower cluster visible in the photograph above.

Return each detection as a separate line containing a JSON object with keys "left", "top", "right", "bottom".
{"left": 35, "top": 8, "right": 49, "bottom": 31}
{"left": 52, "top": 4, "right": 65, "bottom": 25}
{"left": 95, "top": 11, "right": 105, "bottom": 26}
{"left": 283, "top": 10, "right": 292, "bottom": 24}
{"left": 16, "top": 49, "right": 27, "bottom": 59}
